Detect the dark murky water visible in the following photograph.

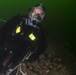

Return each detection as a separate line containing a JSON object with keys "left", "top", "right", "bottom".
{"left": 47, "top": 40, "right": 76, "bottom": 75}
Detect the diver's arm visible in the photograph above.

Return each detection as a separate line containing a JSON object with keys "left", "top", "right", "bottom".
{"left": 0, "top": 15, "right": 22, "bottom": 34}
{"left": 0, "top": 15, "right": 22, "bottom": 46}
{"left": 27, "top": 29, "right": 47, "bottom": 62}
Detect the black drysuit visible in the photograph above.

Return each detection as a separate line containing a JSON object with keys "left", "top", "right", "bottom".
{"left": 0, "top": 15, "right": 46, "bottom": 71}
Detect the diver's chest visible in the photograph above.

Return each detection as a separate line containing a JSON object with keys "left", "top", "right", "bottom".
{"left": 7, "top": 25, "right": 40, "bottom": 43}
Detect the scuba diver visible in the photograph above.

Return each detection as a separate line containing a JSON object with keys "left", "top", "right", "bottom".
{"left": 0, "top": 3, "right": 46, "bottom": 74}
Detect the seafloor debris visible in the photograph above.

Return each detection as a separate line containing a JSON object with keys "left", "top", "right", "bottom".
{"left": 17, "top": 52, "right": 70, "bottom": 75}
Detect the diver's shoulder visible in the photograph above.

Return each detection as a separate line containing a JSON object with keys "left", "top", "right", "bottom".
{"left": 16, "top": 14, "right": 28, "bottom": 18}
{"left": 11, "top": 14, "right": 28, "bottom": 19}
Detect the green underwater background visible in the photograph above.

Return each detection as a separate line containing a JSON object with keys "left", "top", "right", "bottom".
{"left": 0, "top": 0, "right": 76, "bottom": 53}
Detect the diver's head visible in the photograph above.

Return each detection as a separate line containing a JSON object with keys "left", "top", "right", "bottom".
{"left": 29, "top": 3, "right": 45, "bottom": 24}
